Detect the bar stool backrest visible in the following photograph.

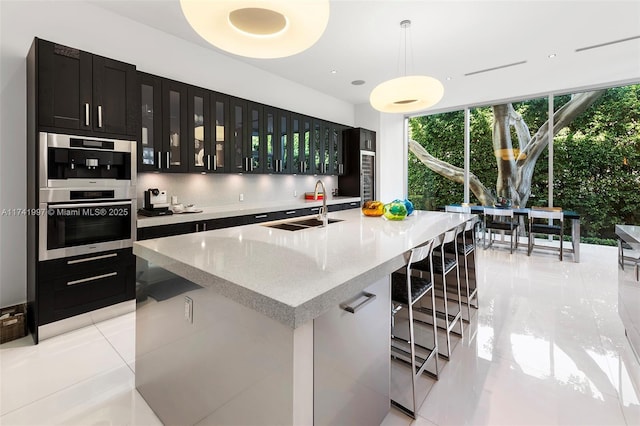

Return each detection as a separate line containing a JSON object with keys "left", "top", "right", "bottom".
{"left": 528, "top": 209, "right": 563, "bottom": 221}
{"left": 407, "top": 238, "right": 436, "bottom": 267}
{"left": 484, "top": 207, "right": 514, "bottom": 218}
{"left": 445, "top": 205, "right": 471, "bottom": 214}
{"left": 442, "top": 226, "right": 460, "bottom": 245}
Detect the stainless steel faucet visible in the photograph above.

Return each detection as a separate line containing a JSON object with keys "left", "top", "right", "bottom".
{"left": 314, "top": 179, "right": 328, "bottom": 227}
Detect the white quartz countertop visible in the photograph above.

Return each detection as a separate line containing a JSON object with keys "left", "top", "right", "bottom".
{"left": 133, "top": 209, "right": 475, "bottom": 328}
{"left": 136, "top": 196, "right": 361, "bottom": 228}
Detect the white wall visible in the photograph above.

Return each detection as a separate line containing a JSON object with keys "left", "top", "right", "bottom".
{"left": 0, "top": 0, "right": 355, "bottom": 308}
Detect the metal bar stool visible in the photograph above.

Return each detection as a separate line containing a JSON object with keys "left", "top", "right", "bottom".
{"left": 390, "top": 238, "right": 439, "bottom": 418}
{"left": 412, "top": 227, "right": 464, "bottom": 360}
{"left": 527, "top": 208, "right": 564, "bottom": 260}
{"left": 447, "top": 220, "right": 479, "bottom": 323}
{"left": 483, "top": 207, "right": 519, "bottom": 254}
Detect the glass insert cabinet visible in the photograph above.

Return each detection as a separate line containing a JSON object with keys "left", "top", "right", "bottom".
{"left": 137, "top": 72, "right": 349, "bottom": 176}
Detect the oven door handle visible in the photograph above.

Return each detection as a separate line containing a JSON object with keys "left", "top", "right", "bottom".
{"left": 51, "top": 200, "right": 133, "bottom": 209}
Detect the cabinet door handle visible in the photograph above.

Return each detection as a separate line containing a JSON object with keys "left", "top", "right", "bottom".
{"left": 255, "top": 214, "right": 268, "bottom": 219}
{"left": 67, "top": 272, "right": 117, "bottom": 286}
{"left": 195, "top": 224, "right": 199, "bottom": 232}
{"left": 166, "top": 152, "right": 170, "bottom": 169}
{"left": 212, "top": 155, "right": 217, "bottom": 171}
{"left": 203, "top": 223, "right": 207, "bottom": 231}
{"left": 157, "top": 152, "right": 162, "bottom": 170}
{"left": 67, "top": 253, "right": 117, "bottom": 265}
{"left": 341, "top": 291, "right": 376, "bottom": 314}
{"left": 339, "top": 164, "right": 343, "bottom": 174}
{"left": 285, "top": 210, "right": 296, "bottom": 215}
{"left": 207, "top": 155, "right": 211, "bottom": 171}
{"left": 97, "top": 105, "right": 103, "bottom": 128}
{"left": 84, "top": 103, "right": 90, "bottom": 127}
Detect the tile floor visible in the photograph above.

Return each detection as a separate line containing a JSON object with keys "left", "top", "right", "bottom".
{"left": 1, "top": 242, "right": 639, "bottom": 425}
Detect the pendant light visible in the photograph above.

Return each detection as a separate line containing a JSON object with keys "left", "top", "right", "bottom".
{"left": 180, "top": 0, "right": 330, "bottom": 59}
{"left": 369, "top": 20, "right": 444, "bottom": 113}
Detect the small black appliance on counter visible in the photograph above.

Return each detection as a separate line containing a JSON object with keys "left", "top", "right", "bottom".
{"left": 140, "top": 188, "right": 173, "bottom": 216}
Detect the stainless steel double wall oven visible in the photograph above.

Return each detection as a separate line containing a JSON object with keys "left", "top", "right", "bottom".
{"left": 38, "top": 133, "right": 137, "bottom": 260}
{"left": 30, "top": 132, "right": 137, "bottom": 342}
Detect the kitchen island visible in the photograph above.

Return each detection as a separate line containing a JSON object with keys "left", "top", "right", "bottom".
{"left": 134, "top": 208, "right": 474, "bottom": 425}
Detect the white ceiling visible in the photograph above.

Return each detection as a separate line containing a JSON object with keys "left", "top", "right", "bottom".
{"left": 91, "top": 0, "right": 640, "bottom": 113}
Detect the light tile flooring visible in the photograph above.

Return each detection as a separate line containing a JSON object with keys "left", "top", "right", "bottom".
{"left": 2, "top": 242, "right": 639, "bottom": 425}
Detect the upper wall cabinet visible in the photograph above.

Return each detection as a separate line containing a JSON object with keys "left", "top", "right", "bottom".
{"left": 187, "top": 86, "right": 210, "bottom": 173}
{"left": 291, "top": 114, "right": 312, "bottom": 175}
{"left": 264, "top": 106, "right": 291, "bottom": 174}
{"left": 135, "top": 68, "right": 351, "bottom": 176}
{"left": 139, "top": 73, "right": 162, "bottom": 171}
{"left": 209, "top": 92, "right": 230, "bottom": 173}
{"left": 37, "top": 39, "right": 137, "bottom": 138}
{"left": 138, "top": 73, "right": 188, "bottom": 172}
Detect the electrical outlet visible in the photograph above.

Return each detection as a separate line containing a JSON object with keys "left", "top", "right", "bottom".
{"left": 239, "top": 193, "right": 244, "bottom": 202}
{"left": 184, "top": 296, "right": 193, "bottom": 323}
{"left": 294, "top": 190, "right": 297, "bottom": 197}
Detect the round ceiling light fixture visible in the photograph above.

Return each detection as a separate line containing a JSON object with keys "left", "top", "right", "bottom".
{"left": 180, "top": 0, "right": 330, "bottom": 59}
{"left": 369, "top": 20, "right": 444, "bottom": 114}
{"left": 370, "top": 75, "right": 444, "bottom": 113}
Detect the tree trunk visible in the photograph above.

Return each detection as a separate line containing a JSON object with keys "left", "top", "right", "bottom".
{"left": 409, "top": 90, "right": 606, "bottom": 208}
{"left": 408, "top": 139, "right": 494, "bottom": 205}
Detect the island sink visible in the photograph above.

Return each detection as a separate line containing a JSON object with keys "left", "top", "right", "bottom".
{"left": 264, "top": 217, "right": 343, "bottom": 231}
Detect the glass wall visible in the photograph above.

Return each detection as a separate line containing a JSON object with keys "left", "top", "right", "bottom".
{"left": 552, "top": 86, "right": 640, "bottom": 241}
{"left": 408, "top": 83, "right": 640, "bottom": 244}
{"left": 408, "top": 110, "right": 465, "bottom": 210}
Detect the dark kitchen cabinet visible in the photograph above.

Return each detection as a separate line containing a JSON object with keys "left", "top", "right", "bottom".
{"left": 137, "top": 216, "right": 247, "bottom": 240}
{"left": 339, "top": 128, "right": 376, "bottom": 201}
{"left": 138, "top": 75, "right": 188, "bottom": 172}
{"left": 188, "top": 88, "right": 233, "bottom": 174}
{"left": 328, "top": 123, "right": 346, "bottom": 175}
{"left": 275, "top": 110, "right": 292, "bottom": 174}
{"left": 360, "top": 128, "right": 376, "bottom": 151}
{"left": 35, "top": 248, "right": 135, "bottom": 333}
{"left": 247, "top": 102, "right": 264, "bottom": 173}
{"left": 264, "top": 106, "right": 290, "bottom": 174}
{"left": 37, "top": 38, "right": 137, "bottom": 138}
{"left": 139, "top": 73, "right": 162, "bottom": 171}
{"left": 311, "top": 119, "right": 324, "bottom": 174}
{"left": 263, "top": 106, "right": 277, "bottom": 174}
{"left": 229, "top": 97, "right": 247, "bottom": 173}
{"left": 291, "top": 114, "right": 312, "bottom": 174}
{"left": 311, "top": 119, "right": 344, "bottom": 175}
{"left": 209, "top": 92, "right": 230, "bottom": 173}
{"left": 228, "top": 99, "right": 265, "bottom": 174}
{"left": 187, "top": 86, "right": 211, "bottom": 173}
{"left": 161, "top": 79, "right": 189, "bottom": 172}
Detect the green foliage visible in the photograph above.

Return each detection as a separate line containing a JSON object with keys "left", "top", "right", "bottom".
{"left": 409, "top": 84, "right": 640, "bottom": 244}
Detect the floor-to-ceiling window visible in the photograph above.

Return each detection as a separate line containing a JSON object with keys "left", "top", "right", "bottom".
{"left": 408, "top": 83, "right": 640, "bottom": 244}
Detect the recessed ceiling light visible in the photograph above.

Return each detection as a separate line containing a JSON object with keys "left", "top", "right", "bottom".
{"left": 446, "top": 76, "right": 452, "bottom": 81}
{"left": 548, "top": 53, "right": 557, "bottom": 58}
{"left": 330, "top": 70, "right": 337, "bottom": 74}
{"left": 351, "top": 80, "right": 365, "bottom": 86}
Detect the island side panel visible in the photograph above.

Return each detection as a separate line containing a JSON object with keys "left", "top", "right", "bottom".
{"left": 313, "top": 276, "right": 391, "bottom": 425}
{"left": 135, "top": 259, "right": 308, "bottom": 425}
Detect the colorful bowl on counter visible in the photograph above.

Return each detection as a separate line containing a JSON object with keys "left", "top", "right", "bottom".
{"left": 383, "top": 201, "right": 408, "bottom": 221}
{"left": 362, "top": 200, "right": 385, "bottom": 217}
{"left": 393, "top": 198, "right": 414, "bottom": 216}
